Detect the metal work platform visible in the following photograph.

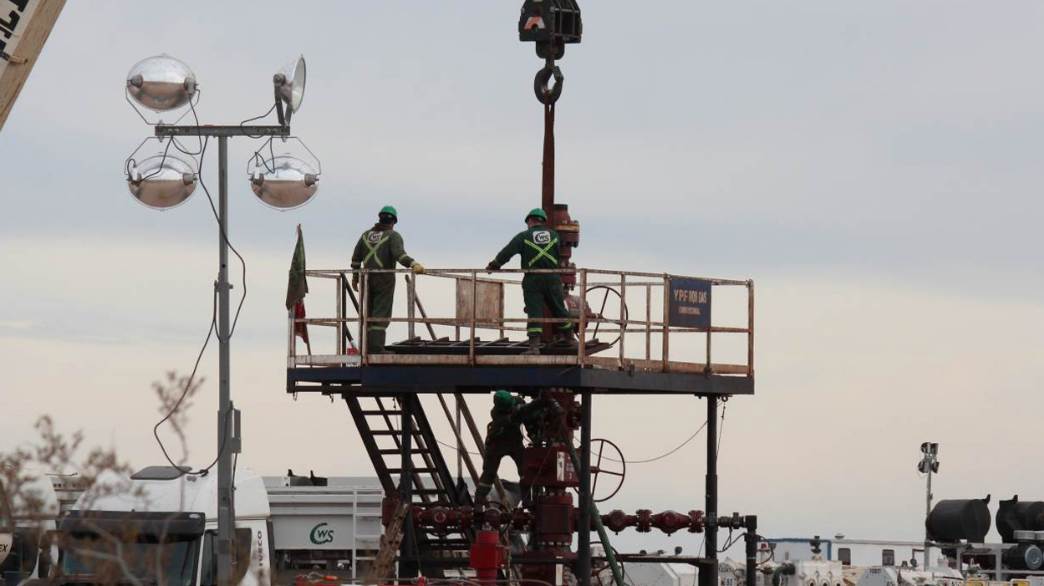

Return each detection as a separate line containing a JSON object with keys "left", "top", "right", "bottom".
{"left": 286, "top": 267, "right": 755, "bottom": 397}
{"left": 284, "top": 266, "right": 756, "bottom": 580}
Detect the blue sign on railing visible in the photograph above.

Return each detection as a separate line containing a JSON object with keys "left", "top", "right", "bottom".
{"left": 668, "top": 277, "right": 712, "bottom": 329}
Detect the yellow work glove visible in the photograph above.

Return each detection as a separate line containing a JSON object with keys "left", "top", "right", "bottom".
{"left": 412, "top": 262, "right": 425, "bottom": 275}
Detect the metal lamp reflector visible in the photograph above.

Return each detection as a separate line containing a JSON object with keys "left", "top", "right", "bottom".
{"left": 274, "top": 56, "right": 306, "bottom": 114}
{"left": 249, "top": 155, "right": 318, "bottom": 210}
{"left": 126, "top": 55, "right": 198, "bottom": 112}
{"left": 128, "top": 153, "right": 197, "bottom": 210}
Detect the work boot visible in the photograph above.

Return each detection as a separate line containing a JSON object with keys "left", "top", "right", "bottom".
{"left": 366, "top": 330, "right": 386, "bottom": 355}
{"left": 521, "top": 337, "right": 541, "bottom": 356}
{"left": 555, "top": 329, "right": 579, "bottom": 349}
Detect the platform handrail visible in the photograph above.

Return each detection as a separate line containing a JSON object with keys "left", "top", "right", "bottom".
{"left": 288, "top": 267, "right": 755, "bottom": 377}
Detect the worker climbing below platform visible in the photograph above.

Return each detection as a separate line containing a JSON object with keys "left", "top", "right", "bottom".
{"left": 475, "top": 390, "right": 550, "bottom": 503}
{"left": 351, "top": 205, "right": 425, "bottom": 354}
{"left": 486, "top": 208, "right": 578, "bottom": 355}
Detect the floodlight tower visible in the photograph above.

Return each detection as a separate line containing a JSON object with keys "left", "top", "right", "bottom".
{"left": 918, "top": 441, "right": 940, "bottom": 568}
{"left": 125, "top": 54, "right": 317, "bottom": 586}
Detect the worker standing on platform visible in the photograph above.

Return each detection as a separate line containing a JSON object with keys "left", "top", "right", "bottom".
{"left": 486, "top": 208, "right": 576, "bottom": 355}
{"left": 475, "top": 390, "right": 545, "bottom": 504}
{"left": 351, "top": 205, "right": 424, "bottom": 354}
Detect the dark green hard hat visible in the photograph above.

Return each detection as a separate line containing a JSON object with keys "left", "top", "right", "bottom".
{"left": 380, "top": 205, "right": 398, "bottom": 220}
{"left": 493, "top": 390, "right": 515, "bottom": 410}
{"left": 526, "top": 208, "right": 547, "bottom": 222}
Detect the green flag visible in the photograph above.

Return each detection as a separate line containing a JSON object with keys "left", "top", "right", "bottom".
{"left": 286, "top": 225, "right": 308, "bottom": 310}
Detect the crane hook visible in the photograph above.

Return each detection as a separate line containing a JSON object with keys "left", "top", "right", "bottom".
{"left": 534, "top": 64, "right": 564, "bottom": 104}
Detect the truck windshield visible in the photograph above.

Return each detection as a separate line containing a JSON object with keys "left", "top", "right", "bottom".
{"left": 63, "top": 534, "right": 200, "bottom": 586}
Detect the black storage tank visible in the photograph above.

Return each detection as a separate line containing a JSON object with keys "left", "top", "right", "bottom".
{"left": 926, "top": 496, "right": 991, "bottom": 542}
{"left": 996, "top": 496, "right": 1044, "bottom": 543}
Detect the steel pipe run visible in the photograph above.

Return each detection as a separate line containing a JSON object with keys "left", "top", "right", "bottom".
{"left": 394, "top": 504, "right": 762, "bottom": 538}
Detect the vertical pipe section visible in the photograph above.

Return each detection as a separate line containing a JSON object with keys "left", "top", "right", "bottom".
{"left": 744, "top": 517, "right": 758, "bottom": 586}
{"left": 705, "top": 396, "right": 719, "bottom": 559}
{"left": 699, "top": 395, "right": 719, "bottom": 586}
{"left": 360, "top": 273, "right": 369, "bottom": 363}
{"left": 577, "top": 392, "right": 593, "bottom": 586}
{"left": 216, "top": 136, "right": 236, "bottom": 586}
{"left": 747, "top": 281, "right": 755, "bottom": 377}
{"left": 469, "top": 271, "right": 477, "bottom": 365}
{"left": 645, "top": 285, "right": 651, "bottom": 361}
{"left": 662, "top": 275, "right": 670, "bottom": 371}
{"left": 399, "top": 395, "right": 416, "bottom": 578}
{"left": 578, "top": 269, "right": 588, "bottom": 365}
{"left": 407, "top": 273, "right": 416, "bottom": 340}
{"left": 619, "top": 274, "right": 626, "bottom": 365}
{"left": 337, "top": 274, "right": 345, "bottom": 355}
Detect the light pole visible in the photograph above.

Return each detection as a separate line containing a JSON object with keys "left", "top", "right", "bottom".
{"left": 918, "top": 441, "right": 940, "bottom": 568}
{"left": 125, "top": 55, "right": 317, "bottom": 585}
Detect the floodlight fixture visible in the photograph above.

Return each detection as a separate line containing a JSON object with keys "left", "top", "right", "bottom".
{"left": 126, "top": 55, "right": 198, "bottom": 113}
{"left": 273, "top": 56, "right": 306, "bottom": 125}
{"left": 249, "top": 154, "right": 320, "bottom": 210}
{"left": 127, "top": 152, "right": 197, "bottom": 210}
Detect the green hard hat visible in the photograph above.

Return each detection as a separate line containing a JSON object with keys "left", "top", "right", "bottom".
{"left": 380, "top": 205, "right": 398, "bottom": 219}
{"left": 526, "top": 208, "right": 547, "bottom": 222}
{"left": 493, "top": 390, "right": 515, "bottom": 410}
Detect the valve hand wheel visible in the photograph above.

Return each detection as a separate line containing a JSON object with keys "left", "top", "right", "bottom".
{"left": 584, "top": 285, "right": 629, "bottom": 348}
{"left": 571, "top": 438, "right": 626, "bottom": 503}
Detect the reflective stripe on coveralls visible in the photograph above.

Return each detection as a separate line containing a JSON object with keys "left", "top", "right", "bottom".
{"left": 361, "top": 234, "right": 389, "bottom": 267}
{"left": 524, "top": 237, "right": 559, "bottom": 267}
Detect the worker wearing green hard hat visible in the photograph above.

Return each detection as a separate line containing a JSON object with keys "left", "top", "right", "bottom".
{"left": 350, "top": 205, "right": 425, "bottom": 354}
{"left": 486, "top": 207, "right": 576, "bottom": 355}
{"left": 474, "top": 390, "right": 548, "bottom": 503}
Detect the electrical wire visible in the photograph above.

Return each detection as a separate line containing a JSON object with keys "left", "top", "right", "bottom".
{"left": 150, "top": 93, "right": 249, "bottom": 474}
{"left": 716, "top": 402, "right": 727, "bottom": 458}
{"left": 602, "top": 420, "right": 708, "bottom": 465}
{"left": 196, "top": 133, "right": 249, "bottom": 337}
{"left": 152, "top": 289, "right": 216, "bottom": 475}
{"left": 239, "top": 103, "right": 277, "bottom": 139}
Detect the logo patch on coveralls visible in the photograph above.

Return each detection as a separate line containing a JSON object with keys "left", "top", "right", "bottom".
{"left": 533, "top": 230, "right": 551, "bottom": 245}
{"left": 367, "top": 231, "right": 382, "bottom": 244}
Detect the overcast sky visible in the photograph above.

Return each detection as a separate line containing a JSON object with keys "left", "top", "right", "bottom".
{"left": 1, "top": 1, "right": 1043, "bottom": 554}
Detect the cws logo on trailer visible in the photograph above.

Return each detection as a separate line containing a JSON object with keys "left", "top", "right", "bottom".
{"left": 309, "top": 522, "right": 335, "bottom": 545}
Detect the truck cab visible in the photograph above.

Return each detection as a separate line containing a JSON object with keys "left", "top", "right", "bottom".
{"left": 1, "top": 474, "right": 61, "bottom": 586}
{"left": 58, "top": 466, "right": 272, "bottom": 586}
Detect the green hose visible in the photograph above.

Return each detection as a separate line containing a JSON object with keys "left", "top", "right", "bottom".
{"left": 566, "top": 444, "right": 626, "bottom": 586}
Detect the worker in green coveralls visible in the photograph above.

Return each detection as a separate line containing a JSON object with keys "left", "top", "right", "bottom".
{"left": 351, "top": 205, "right": 425, "bottom": 354}
{"left": 486, "top": 208, "right": 577, "bottom": 355}
{"left": 474, "top": 390, "right": 547, "bottom": 504}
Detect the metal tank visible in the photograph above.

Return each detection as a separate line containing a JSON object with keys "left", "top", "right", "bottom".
{"left": 925, "top": 497, "right": 991, "bottom": 543}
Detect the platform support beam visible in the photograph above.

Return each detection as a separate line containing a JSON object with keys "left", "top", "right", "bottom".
{"left": 578, "top": 391, "right": 593, "bottom": 586}
{"left": 701, "top": 396, "right": 718, "bottom": 586}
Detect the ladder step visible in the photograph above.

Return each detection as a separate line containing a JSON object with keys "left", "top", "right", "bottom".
{"left": 371, "top": 430, "right": 422, "bottom": 436}
{"left": 387, "top": 467, "right": 439, "bottom": 474}
{"left": 361, "top": 410, "right": 402, "bottom": 416}
{"left": 379, "top": 448, "right": 428, "bottom": 455}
